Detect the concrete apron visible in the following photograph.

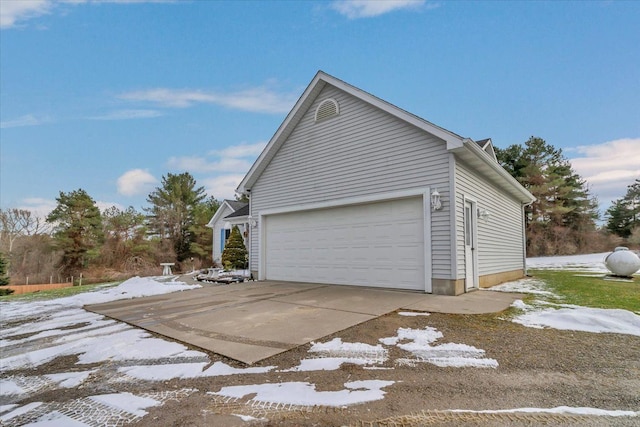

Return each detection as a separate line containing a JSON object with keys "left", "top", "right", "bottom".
{"left": 85, "top": 280, "right": 522, "bottom": 365}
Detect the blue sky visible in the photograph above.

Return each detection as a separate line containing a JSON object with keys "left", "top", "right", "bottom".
{"left": 1, "top": 0, "right": 638, "bottom": 219}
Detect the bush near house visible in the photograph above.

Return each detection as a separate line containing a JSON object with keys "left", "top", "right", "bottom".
{"left": 221, "top": 226, "right": 248, "bottom": 270}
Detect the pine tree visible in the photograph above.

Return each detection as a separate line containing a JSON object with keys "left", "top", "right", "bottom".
{"left": 0, "top": 252, "right": 10, "bottom": 286}
{"left": 221, "top": 226, "right": 248, "bottom": 270}
{"left": 146, "top": 173, "right": 206, "bottom": 262}
{"left": 496, "top": 136, "right": 599, "bottom": 255}
{"left": 46, "top": 189, "right": 103, "bottom": 276}
{"left": 606, "top": 179, "right": 640, "bottom": 238}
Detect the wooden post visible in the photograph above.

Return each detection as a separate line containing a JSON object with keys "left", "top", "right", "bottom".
{"left": 71, "top": 276, "right": 74, "bottom": 286}
{"left": 26, "top": 276, "right": 29, "bottom": 285}
{"left": 79, "top": 273, "right": 83, "bottom": 286}
{"left": 50, "top": 276, "right": 53, "bottom": 284}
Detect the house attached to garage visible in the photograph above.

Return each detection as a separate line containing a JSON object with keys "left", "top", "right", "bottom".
{"left": 236, "top": 71, "right": 535, "bottom": 295}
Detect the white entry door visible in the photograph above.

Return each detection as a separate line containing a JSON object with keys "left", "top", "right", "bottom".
{"left": 264, "top": 197, "right": 425, "bottom": 290}
{"left": 464, "top": 199, "right": 478, "bottom": 291}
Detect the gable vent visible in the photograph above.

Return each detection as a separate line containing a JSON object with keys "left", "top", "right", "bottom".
{"left": 314, "top": 98, "right": 339, "bottom": 122}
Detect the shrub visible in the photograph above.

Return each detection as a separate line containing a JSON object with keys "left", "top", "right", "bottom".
{"left": 221, "top": 226, "right": 248, "bottom": 270}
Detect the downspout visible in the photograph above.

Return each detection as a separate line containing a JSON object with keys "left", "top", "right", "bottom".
{"left": 522, "top": 200, "right": 534, "bottom": 276}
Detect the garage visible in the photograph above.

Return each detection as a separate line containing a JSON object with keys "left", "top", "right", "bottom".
{"left": 263, "top": 197, "right": 425, "bottom": 290}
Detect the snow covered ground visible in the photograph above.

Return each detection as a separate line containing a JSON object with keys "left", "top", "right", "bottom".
{"left": 493, "top": 253, "right": 640, "bottom": 334}
{"left": 2, "top": 260, "right": 639, "bottom": 426}
{"left": 527, "top": 252, "right": 610, "bottom": 273}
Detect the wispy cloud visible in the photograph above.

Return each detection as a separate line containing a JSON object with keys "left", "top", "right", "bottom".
{"left": 119, "top": 86, "right": 297, "bottom": 114}
{"left": 168, "top": 142, "right": 266, "bottom": 174}
{"left": 202, "top": 174, "right": 247, "bottom": 200}
{"left": 330, "top": 0, "right": 428, "bottom": 19}
{"left": 168, "top": 141, "right": 266, "bottom": 199}
{"left": 1, "top": 0, "right": 174, "bottom": 29}
{"left": 0, "top": 0, "right": 52, "bottom": 29}
{"left": 0, "top": 114, "right": 52, "bottom": 129}
{"left": 18, "top": 197, "right": 57, "bottom": 219}
{"left": 569, "top": 138, "right": 640, "bottom": 206}
{"left": 117, "top": 169, "right": 158, "bottom": 197}
{"left": 88, "top": 109, "right": 163, "bottom": 121}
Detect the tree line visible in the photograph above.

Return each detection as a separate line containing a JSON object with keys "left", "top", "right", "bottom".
{"left": 1, "top": 137, "right": 638, "bottom": 285}
{"left": 0, "top": 172, "right": 222, "bottom": 285}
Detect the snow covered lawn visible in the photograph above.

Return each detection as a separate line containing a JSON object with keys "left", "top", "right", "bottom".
{"left": 494, "top": 253, "right": 640, "bottom": 335}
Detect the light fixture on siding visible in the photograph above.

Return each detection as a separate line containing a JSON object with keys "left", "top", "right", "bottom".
{"left": 431, "top": 189, "right": 442, "bottom": 211}
{"left": 478, "top": 208, "right": 490, "bottom": 221}
{"left": 223, "top": 221, "right": 232, "bottom": 230}
{"left": 248, "top": 215, "right": 258, "bottom": 228}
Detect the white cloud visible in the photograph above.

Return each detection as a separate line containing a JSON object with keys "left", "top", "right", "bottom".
{"left": 0, "top": 114, "right": 51, "bottom": 128}
{"left": 117, "top": 169, "right": 158, "bottom": 197}
{"left": 168, "top": 141, "right": 264, "bottom": 174}
{"left": 569, "top": 138, "right": 640, "bottom": 206}
{"left": 17, "top": 197, "right": 57, "bottom": 219}
{"left": 330, "top": 0, "right": 427, "bottom": 19}
{"left": 88, "top": 109, "right": 163, "bottom": 121}
{"left": 167, "top": 156, "right": 253, "bottom": 173}
{"left": 202, "top": 174, "right": 246, "bottom": 200}
{"left": 0, "top": 0, "right": 51, "bottom": 29}
{"left": 209, "top": 141, "right": 267, "bottom": 158}
{"left": 118, "top": 86, "right": 297, "bottom": 114}
{"left": 1, "top": 0, "right": 173, "bottom": 29}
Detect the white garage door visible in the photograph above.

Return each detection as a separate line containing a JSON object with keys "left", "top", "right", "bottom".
{"left": 264, "top": 197, "right": 425, "bottom": 290}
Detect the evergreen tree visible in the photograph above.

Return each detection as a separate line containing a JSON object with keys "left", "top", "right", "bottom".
{"left": 606, "top": 179, "right": 640, "bottom": 238}
{"left": 221, "top": 226, "right": 248, "bottom": 270}
{"left": 0, "top": 252, "right": 10, "bottom": 286}
{"left": 496, "top": 136, "right": 599, "bottom": 255}
{"left": 189, "top": 196, "right": 220, "bottom": 262}
{"left": 145, "top": 172, "right": 206, "bottom": 262}
{"left": 46, "top": 189, "right": 103, "bottom": 276}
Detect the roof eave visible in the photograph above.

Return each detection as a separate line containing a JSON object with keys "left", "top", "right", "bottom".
{"left": 454, "top": 139, "right": 535, "bottom": 204}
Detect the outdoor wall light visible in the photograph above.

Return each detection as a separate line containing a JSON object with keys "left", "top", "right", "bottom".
{"left": 431, "top": 189, "right": 442, "bottom": 211}
{"left": 478, "top": 208, "right": 490, "bottom": 222}
{"left": 248, "top": 215, "right": 258, "bottom": 228}
{"left": 223, "top": 221, "right": 232, "bottom": 230}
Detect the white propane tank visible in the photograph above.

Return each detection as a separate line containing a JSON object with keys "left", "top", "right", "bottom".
{"left": 604, "top": 247, "right": 640, "bottom": 277}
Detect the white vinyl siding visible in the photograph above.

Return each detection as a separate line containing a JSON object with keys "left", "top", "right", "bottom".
{"left": 250, "top": 85, "right": 452, "bottom": 279}
{"left": 211, "top": 204, "right": 233, "bottom": 264}
{"left": 454, "top": 160, "right": 524, "bottom": 278}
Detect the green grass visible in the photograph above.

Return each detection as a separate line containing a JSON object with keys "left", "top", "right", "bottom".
{"left": 0, "top": 281, "right": 121, "bottom": 302}
{"left": 530, "top": 269, "right": 640, "bottom": 312}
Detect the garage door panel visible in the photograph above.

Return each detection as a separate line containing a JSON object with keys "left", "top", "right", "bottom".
{"left": 265, "top": 197, "right": 424, "bottom": 290}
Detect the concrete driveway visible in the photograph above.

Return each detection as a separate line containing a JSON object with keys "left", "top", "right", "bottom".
{"left": 86, "top": 280, "right": 521, "bottom": 364}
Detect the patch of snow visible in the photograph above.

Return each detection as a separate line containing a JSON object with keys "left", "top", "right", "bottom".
{"left": 527, "top": 253, "right": 609, "bottom": 273}
{"left": 0, "top": 379, "right": 24, "bottom": 396}
{"left": 448, "top": 406, "right": 639, "bottom": 417}
{"left": 233, "top": 414, "right": 267, "bottom": 422}
{"left": 381, "top": 327, "right": 498, "bottom": 369}
{"left": 491, "top": 278, "right": 556, "bottom": 296}
{"left": 398, "top": 311, "right": 430, "bottom": 316}
{"left": 0, "top": 402, "right": 43, "bottom": 422}
{"left": 511, "top": 299, "right": 530, "bottom": 310}
{"left": 89, "top": 392, "right": 161, "bottom": 417}
{"left": 212, "top": 380, "right": 395, "bottom": 407}
{"left": 119, "top": 361, "right": 274, "bottom": 381}
{"left": 0, "top": 404, "right": 18, "bottom": 414}
{"left": 282, "top": 338, "right": 388, "bottom": 372}
{"left": 44, "top": 370, "right": 96, "bottom": 389}
{"left": 380, "top": 326, "right": 442, "bottom": 346}
{"left": 23, "top": 411, "right": 89, "bottom": 426}
{"left": 512, "top": 306, "right": 640, "bottom": 337}
{"left": 281, "top": 357, "right": 370, "bottom": 372}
